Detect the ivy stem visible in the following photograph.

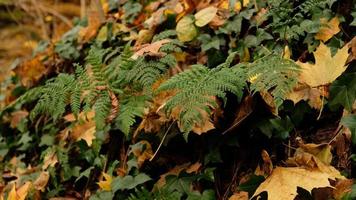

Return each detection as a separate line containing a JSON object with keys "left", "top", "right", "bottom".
{"left": 149, "top": 122, "right": 174, "bottom": 161}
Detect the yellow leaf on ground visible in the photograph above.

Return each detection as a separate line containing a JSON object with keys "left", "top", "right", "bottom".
{"left": 78, "top": 11, "right": 102, "bottom": 43}
{"left": 72, "top": 121, "right": 96, "bottom": 146}
{"left": 194, "top": 6, "right": 218, "bottom": 27}
{"left": 10, "top": 111, "right": 28, "bottom": 128}
{"left": 43, "top": 151, "right": 58, "bottom": 170}
{"left": 298, "top": 43, "right": 349, "bottom": 87}
{"left": 286, "top": 85, "right": 323, "bottom": 109}
{"left": 131, "top": 141, "right": 153, "bottom": 168}
{"left": 229, "top": 191, "right": 248, "bottom": 200}
{"left": 97, "top": 173, "right": 112, "bottom": 191}
{"left": 243, "top": 0, "right": 250, "bottom": 7}
{"left": 315, "top": 17, "right": 340, "bottom": 42}
{"left": 131, "top": 39, "right": 171, "bottom": 59}
{"left": 34, "top": 171, "right": 50, "bottom": 192}
{"left": 7, "top": 182, "right": 31, "bottom": 200}
{"left": 176, "top": 16, "right": 197, "bottom": 42}
{"left": 190, "top": 109, "right": 215, "bottom": 135}
{"left": 252, "top": 167, "right": 338, "bottom": 200}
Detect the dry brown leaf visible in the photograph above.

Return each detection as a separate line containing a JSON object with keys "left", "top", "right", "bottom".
{"left": 186, "top": 162, "right": 201, "bottom": 173}
{"left": 10, "top": 111, "right": 29, "bottom": 128}
{"left": 228, "top": 191, "right": 249, "bottom": 200}
{"left": 78, "top": 11, "right": 102, "bottom": 43}
{"left": 347, "top": 36, "right": 356, "bottom": 63}
{"left": 15, "top": 57, "right": 47, "bottom": 87}
{"left": 286, "top": 85, "right": 324, "bottom": 109}
{"left": 252, "top": 167, "right": 339, "bottom": 200}
{"left": 71, "top": 121, "right": 96, "bottom": 146}
{"left": 298, "top": 43, "right": 349, "bottom": 87}
{"left": 34, "top": 171, "right": 50, "bottom": 192}
{"left": 42, "top": 151, "right": 58, "bottom": 170}
{"left": 131, "top": 39, "right": 171, "bottom": 59}
{"left": 255, "top": 150, "right": 273, "bottom": 177}
{"left": 299, "top": 143, "right": 332, "bottom": 165}
{"left": 131, "top": 141, "right": 153, "bottom": 168}
{"left": 333, "top": 179, "right": 354, "bottom": 199}
{"left": 7, "top": 182, "right": 31, "bottom": 200}
{"left": 286, "top": 148, "right": 344, "bottom": 179}
{"left": 63, "top": 111, "right": 95, "bottom": 122}
{"left": 315, "top": 17, "right": 340, "bottom": 42}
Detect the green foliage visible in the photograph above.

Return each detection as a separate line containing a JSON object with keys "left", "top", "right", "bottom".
{"left": 112, "top": 173, "right": 151, "bottom": 192}
{"left": 341, "top": 115, "right": 356, "bottom": 144}
{"left": 329, "top": 73, "right": 356, "bottom": 112}
{"left": 243, "top": 55, "right": 300, "bottom": 108}
{"left": 115, "top": 94, "right": 148, "bottom": 135}
{"left": 158, "top": 54, "right": 246, "bottom": 133}
{"left": 55, "top": 26, "right": 81, "bottom": 60}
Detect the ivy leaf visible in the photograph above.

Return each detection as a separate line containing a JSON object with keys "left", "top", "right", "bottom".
{"left": 340, "top": 115, "right": 356, "bottom": 144}
{"left": 297, "top": 43, "right": 349, "bottom": 87}
{"left": 194, "top": 6, "right": 218, "bottom": 27}
{"left": 112, "top": 173, "right": 151, "bottom": 192}
{"left": 351, "top": 11, "right": 356, "bottom": 26}
{"left": 329, "top": 73, "right": 356, "bottom": 111}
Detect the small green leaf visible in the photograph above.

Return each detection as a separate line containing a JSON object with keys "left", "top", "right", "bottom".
{"left": 340, "top": 114, "right": 356, "bottom": 144}
{"left": 329, "top": 73, "right": 356, "bottom": 111}
{"left": 112, "top": 174, "right": 151, "bottom": 192}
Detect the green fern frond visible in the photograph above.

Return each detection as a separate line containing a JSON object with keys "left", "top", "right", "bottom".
{"left": 115, "top": 94, "right": 148, "bottom": 136}
{"left": 158, "top": 61, "right": 246, "bottom": 133}
{"left": 30, "top": 74, "right": 76, "bottom": 121}
{"left": 245, "top": 55, "right": 300, "bottom": 108}
{"left": 94, "top": 90, "right": 111, "bottom": 130}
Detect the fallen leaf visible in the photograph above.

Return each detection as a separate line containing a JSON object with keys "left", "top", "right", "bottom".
{"left": 229, "top": 191, "right": 248, "bottom": 200}
{"left": 298, "top": 43, "right": 349, "bottom": 87}
{"left": 286, "top": 85, "right": 323, "bottom": 109}
{"left": 97, "top": 172, "right": 112, "bottom": 191}
{"left": 347, "top": 36, "right": 356, "bottom": 63}
{"left": 315, "top": 17, "right": 340, "bottom": 42}
{"left": 71, "top": 121, "right": 96, "bottom": 146}
{"left": 15, "top": 57, "right": 47, "bottom": 87}
{"left": 252, "top": 167, "right": 339, "bottom": 200}
{"left": 176, "top": 16, "right": 197, "bottom": 42}
{"left": 190, "top": 108, "right": 215, "bottom": 135}
{"left": 186, "top": 162, "right": 201, "bottom": 173}
{"left": 299, "top": 143, "right": 332, "bottom": 165}
{"left": 255, "top": 150, "right": 273, "bottom": 177}
{"left": 131, "top": 141, "right": 153, "bottom": 168}
{"left": 10, "top": 111, "right": 28, "bottom": 128}
{"left": 131, "top": 39, "right": 171, "bottom": 59}
{"left": 194, "top": 6, "right": 218, "bottom": 27}
{"left": 243, "top": 0, "right": 250, "bottom": 7}
{"left": 78, "top": 11, "right": 102, "bottom": 43}
{"left": 42, "top": 151, "right": 58, "bottom": 170}
{"left": 333, "top": 179, "right": 354, "bottom": 199}
{"left": 34, "top": 171, "right": 50, "bottom": 192}
{"left": 7, "top": 182, "right": 31, "bottom": 200}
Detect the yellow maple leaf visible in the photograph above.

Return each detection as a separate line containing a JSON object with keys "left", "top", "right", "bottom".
{"left": 97, "top": 172, "right": 112, "bottom": 191}
{"left": 252, "top": 167, "right": 340, "bottom": 200}
{"left": 298, "top": 43, "right": 349, "bottom": 87}
{"left": 315, "top": 17, "right": 340, "bottom": 42}
{"left": 7, "top": 182, "right": 31, "bottom": 200}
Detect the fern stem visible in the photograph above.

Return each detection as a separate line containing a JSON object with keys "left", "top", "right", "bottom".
{"left": 149, "top": 122, "right": 174, "bottom": 161}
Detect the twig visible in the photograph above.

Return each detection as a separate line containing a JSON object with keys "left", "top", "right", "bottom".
{"left": 149, "top": 122, "right": 174, "bottom": 161}
{"left": 317, "top": 87, "right": 325, "bottom": 120}
{"left": 38, "top": 5, "right": 73, "bottom": 28}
